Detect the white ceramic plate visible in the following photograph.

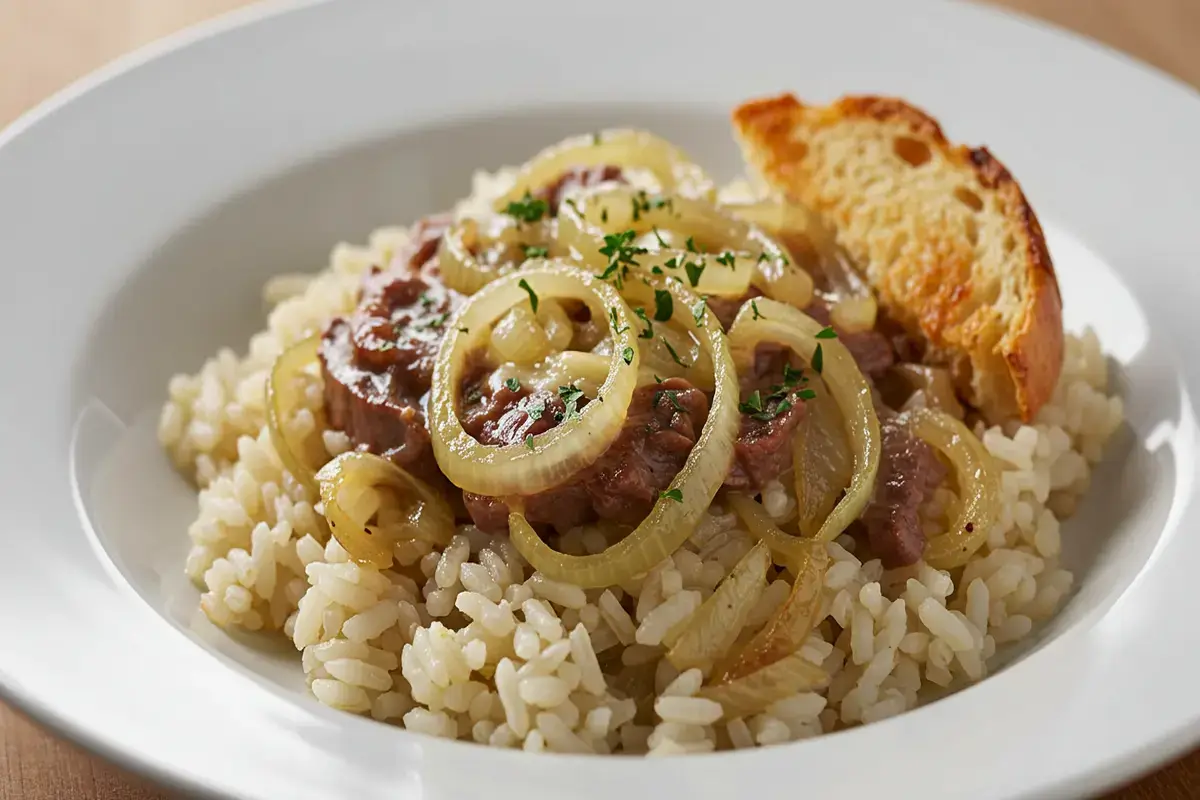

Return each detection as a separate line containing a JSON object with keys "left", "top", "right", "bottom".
{"left": 2, "top": 0, "right": 1199, "bottom": 797}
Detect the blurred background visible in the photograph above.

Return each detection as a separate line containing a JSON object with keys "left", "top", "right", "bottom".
{"left": 0, "top": 1, "right": 1196, "bottom": 799}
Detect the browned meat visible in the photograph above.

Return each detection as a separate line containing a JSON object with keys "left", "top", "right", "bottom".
{"left": 805, "top": 299, "right": 895, "bottom": 376}
{"left": 704, "top": 290, "right": 761, "bottom": 331}
{"left": 405, "top": 213, "right": 453, "bottom": 274}
{"left": 861, "top": 411, "right": 947, "bottom": 568}
{"left": 460, "top": 376, "right": 708, "bottom": 533}
{"left": 725, "top": 343, "right": 807, "bottom": 491}
{"left": 534, "top": 165, "right": 624, "bottom": 210}
{"left": 319, "top": 263, "right": 463, "bottom": 483}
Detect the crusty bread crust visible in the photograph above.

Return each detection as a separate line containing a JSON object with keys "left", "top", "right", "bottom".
{"left": 732, "top": 94, "right": 1063, "bottom": 422}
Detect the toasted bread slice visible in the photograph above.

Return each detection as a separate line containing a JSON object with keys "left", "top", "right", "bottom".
{"left": 732, "top": 94, "right": 1062, "bottom": 422}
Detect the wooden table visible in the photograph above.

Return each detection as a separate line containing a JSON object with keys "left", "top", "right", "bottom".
{"left": 1, "top": 0, "right": 1198, "bottom": 797}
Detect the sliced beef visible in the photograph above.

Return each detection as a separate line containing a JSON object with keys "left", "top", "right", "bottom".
{"left": 860, "top": 410, "right": 948, "bottom": 568}
{"left": 319, "top": 262, "right": 462, "bottom": 483}
{"left": 705, "top": 289, "right": 762, "bottom": 331}
{"left": 534, "top": 165, "right": 625, "bottom": 210}
{"left": 460, "top": 376, "right": 708, "bottom": 533}
{"left": 806, "top": 298, "right": 895, "bottom": 376}
{"left": 725, "top": 343, "right": 807, "bottom": 491}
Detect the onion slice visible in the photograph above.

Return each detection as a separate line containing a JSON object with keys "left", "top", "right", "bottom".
{"left": 715, "top": 504, "right": 830, "bottom": 683}
{"left": 728, "top": 299, "right": 880, "bottom": 542}
{"left": 724, "top": 197, "right": 875, "bottom": 328}
{"left": 699, "top": 653, "right": 829, "bottom": 720}
{"left": 316, "top": 451, "right": 455, "bottom": 569}
{"left": 436, "top": 215, "right": 547, "bottom": 295}
{"left": 494, "top": 129, "right": 715, "bottom": 206}
{"left": 907, "top": 408, "right": 1001, "bottom": 569}
{"left": 428, "top": 262, "right": 640, "bottom": 497}
{"left": 508, "top": 281, "right": 739, "bottom": 588}
{"left": 666, "top": 542, "right": 771, "bottom": 671}
{"left": 265, "top": 334, "right": 326, "bottom": 499}
{"left": 792, "top": 382, "right": 854, "bottom": 539}
{"left": 557, "top": 185, "right": 812, "bottom": 308}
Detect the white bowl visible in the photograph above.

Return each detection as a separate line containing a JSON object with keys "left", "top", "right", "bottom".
{"left": 2, "top": 1, "right": 1199, "bottom": 797}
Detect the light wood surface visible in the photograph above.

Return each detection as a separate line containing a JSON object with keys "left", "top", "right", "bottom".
{"left": 0, "top": 1, "right": 1197, "bottom": 798}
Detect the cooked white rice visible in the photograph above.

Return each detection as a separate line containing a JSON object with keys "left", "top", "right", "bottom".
{"left": 158, "top": 171, "right": 1123, "bottom": 754}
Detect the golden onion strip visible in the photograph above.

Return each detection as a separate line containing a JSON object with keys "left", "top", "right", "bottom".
{"left": 494, "top": 129, "right": 715, "bottom": 206}
{"left": 429, "top": 262, "right": 640, "bottom": 497}
{"left": 315, "top": 451, "right": 454, "bottom": 569}
{"left": 437, "top": 215, "right": 554, "bottom": 295}
{"left": 666, "top": 542, "right": 770, "bottom": 671}
{"left": 508, "top": 281, "right": 738, "bottom": 588}
{"left": 792, "top": 382, "right": 854, "bottom": 539}
{"left": 907, "top": 408, "right": 1001, "bottom": 569}
{"left": 724, "top": 198, "right": 874, "bottom": 328}
{"left": 265, "top": 334, "right": 326, "bottom": 499}
{"left": 557, "top": 185, "right": 812, "bottom": 307}
{"left": 728, "top": 299, "right": 881, "bottom": 542}
{"left": 700, "top": 653, "right": 829, "bottom": 720}
{"left": 716, "top": 502, "right": 830, "bottom": 683}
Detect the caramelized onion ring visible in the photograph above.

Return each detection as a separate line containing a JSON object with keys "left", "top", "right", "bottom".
{"left": 728, "top": 299, "right": 880, "bottom": 542}
{"left": 508, "top": 281, "right": 738, "bottom": 588}
{"left": 494, "top": 129, "right": 715, "bottom": 206}
{"left": 428, "top": 262, "right": 640, "bottom": 497}
{"left": 265, "top": 334, "right": 326, "bottom": 499}
{"left": 316, "top": 451, "right": 454, "bottom": 569}
{"left": 907, "top": 408, "right": 1001, "bottom": 568}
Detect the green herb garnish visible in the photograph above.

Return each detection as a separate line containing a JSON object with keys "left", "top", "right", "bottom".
{"left": 661, "top": 336, "right": 689, "bottom": 367}
{"left": 751, "top": 299, "right": 765, "bottom": 320}
{"left": 684, "top": 259, "right": 705, "bottom": 288}
{"left": 558, "top": 384, "right": 585, "bottom": 420}
{"left": 715, "top": 251, "right": 736, "bottom": 268}
{"left": 659, "top": 488, "right": 683, "bottom": 503}
{"left": 504, "top": 377, "right": 521, "bottom": 392}
{"left": 609, "top": 306, "right": 630, "bottom": 335}
{"left": 652, "top": 227, "right": 669, "bottom": 248}
{"left": 653, "top": 289, "right": 673, "bottom": 322}
{"left": 815, "top": 326, "right": 838, "bottom": 339}
{"left": 523, "top": 398, "right": 545, "bottom": 421}
{"left": 523, "top": 245, "right": 549, "bottom": 259}
{"left": 685, "top": 236, "right": 699, "bottom": 253}
{"left": 691, "top": 298, "right": 707, "bottom": 327}
{"left": 503, "top": 191, "right": 549, "bottom": 223}
{"left": 622, "top": 346, "right": 635, "bottom": 365}
{"left": 633, "top": 307, "right": 655, "bottom": 339}
{"left": 525, "top": 435, "right": 535, "bottom": 450}
{"left": 813, "top": 344, "right": 824, "bottom": 374}
{"left": 654, "top": 388, "right": 686, "bottom": 412}
{"left": 518, "top": 278, "right": 539, "bottom": 313}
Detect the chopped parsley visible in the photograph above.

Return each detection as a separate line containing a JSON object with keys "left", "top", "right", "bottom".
{"left": 661, "top": 337, "right": 689, "bottom": 367}
{"left": 715, "top": 251, "right": 737, "bottom": 268}
{"left": 633, "top": 307, "right": 654, "bottom": 339}
{"left": 813, "top": 344, "right": 824, "bottom": 374}
{"left": 757, "top": 252, "right": 770, "bottom": 264}
{"left": 464, "top": 385, "right": 483, "bottom": 405}
{"left": 558, "top": 384, "right": 585, "bottom": 421}
{"left": 621, "top": 345, "right": 635, "bottom": 365}
{"left": 523, "top": 244, "right": 549, "bottom": 259}
{"left": 457, "top": 326, "right": 470, "bottom": 334}
{"left": 596, "top": 229, "right": 647, "bottom": 289}
{"left": 504, "top": 377, "right": 521, "bottom": 392}
{"left": 601, "top": 207, "right": 609, "bottom": 223}
{"left": 609, "top": 306, "right": 630, "bottom": 336}
{"left": 518, "top": 278, "right": 539, "bottom": 313}
{"left": 659, "top": 488, "right": 683, "bottom": 503}
{"left": 798, "top": 388, "right": 817, "bottom": 400}
{"left": 684, "top": 259, "right": 706, "bottom": 288}
{"left": 691, "top": 298, "right": 707, "bottom": 327}
{"left": 654, "top": 388, "right": 686, "bottom": 412}
{"left": 739, "top": 359, "right": 814, "bottom": 421}
{"left": 653, "top": 289, "right": 674, "bottom": 322}
{"left": 663, "top": 256, "right": 679, "bottom": 270}
{"left": 419, "top": 292, "right": 435, "bottom": 309}
{"left": 503, "top": 191, "right": 549, "bottom": 223}
{"left": 685, "top": 236, "right": 699, "bottom": 253}
{"left": 420, "top": 313, "right": 448, "bottom": 329}
{"left": 650, "top": 196, "right": 673, "bottom": 212}
{"left": 739, "top": 390, "right": 764, "bottom": 415}
{"left": 815, "top": 326, "right": 838, "bottom": 339}
{"left": 751, "top": 299, "right": 765, "bottom": 320}
{"left": 525, "top": 434, "right": 535, "bottom": 450}
{"left": 782, "top": 362, "right": 805, "bottom": 385}
{"left": 564, "top": 198, "right": 582, "bottom": 217}
{"left": 652, "top": 227, "right": 669, "bottom": 248}
{"left": 523, "top": 397, "right": 545, "bottom": 421}
{"left": 377, "top": 341, "right": 395, "bottom": 352}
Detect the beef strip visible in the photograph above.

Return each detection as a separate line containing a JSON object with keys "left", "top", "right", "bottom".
{"left": 725, "top": 343, "right": 807, "bottom": 491}
{"left": 318, "top": 226, "right": 463, "bottom": 483}
{"left": 805, "top": 298, "right": 895, "bottom": 377}
{"left": 860, "top": 408, "right": 948, "bottom": 568}
{"left": 460, "top": 376, "right": 708, "bottom": 533}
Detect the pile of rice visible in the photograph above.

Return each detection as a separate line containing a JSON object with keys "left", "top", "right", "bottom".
{"left": 158, "top": 176, "right": 1123, "bottom": 755}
